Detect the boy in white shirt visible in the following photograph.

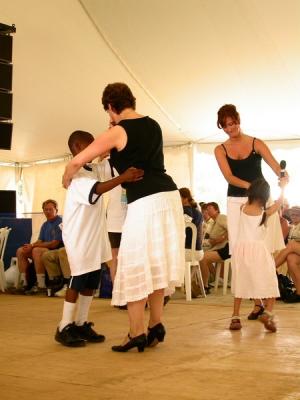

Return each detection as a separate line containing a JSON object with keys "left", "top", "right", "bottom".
{"left": 55, "top": 130, "right": 143, "bottom": 347}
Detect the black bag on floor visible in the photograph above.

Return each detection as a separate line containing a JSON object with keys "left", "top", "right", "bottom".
{"left": 277, "top": 273, "right": 294, "bottom": 302}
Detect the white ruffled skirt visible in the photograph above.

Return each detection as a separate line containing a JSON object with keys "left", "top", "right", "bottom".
{"left": 111, "top": 190, "right": 185, "bottom": 306}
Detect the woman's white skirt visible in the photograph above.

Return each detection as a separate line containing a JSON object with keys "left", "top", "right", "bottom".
{"left": 111, "top": 190, "right": 185, "bottom": 306}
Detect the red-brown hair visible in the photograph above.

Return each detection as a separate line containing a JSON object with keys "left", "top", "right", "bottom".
{"left": 217, "top": 104, "right": 240, "bottom": 129}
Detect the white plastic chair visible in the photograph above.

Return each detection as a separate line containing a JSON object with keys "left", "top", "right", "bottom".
{"left": 214, "top": 258, "right": 231, "bottom": 295}
{"left": 0, "top": 227, "right": 12, "bottom": 292}
{"left": 184, "top": 221, "right": 206, "bottom": 301}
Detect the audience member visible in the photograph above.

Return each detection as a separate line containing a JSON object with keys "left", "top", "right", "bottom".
{"left": 179, "top": 188, "right": 203, "bottom": 261}
{"left": 200, "top": 202, "right": 213, "bottom": 251}
{"left": 16, "top": 199, "right": 63, "bottom": 294}
{"left": 199, "top": 202, "right": 229, "bottom": 293}
{"left": 275, "top": 206, "right": 300, "bottom": 302}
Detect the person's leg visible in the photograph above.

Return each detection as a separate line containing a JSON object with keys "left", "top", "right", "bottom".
{"left": 31, "top": 247, "right": 49, "bottom": 288}
{"left": 42, "top": 249, "right": 61, "bottom": 281}
{"left": 287, "top": 253, "right": 300, "bottom": 294}
{"left": 55, "top": 286, "right": 85, "bottom": 347}
{"left": 259, "top": 297, "right": 277, "bottom": 332}
{"left": 275, "top": 241, "right": 300, "bottom": 268}
{"left": 16, "top": 246, "right": 31, "bottom": 287}
{"left": 109, "top": 247, "right": 119, "bottom": 283}
{"left": 248, "top": 298, "right": 265, "bottom": 320}
{"left": 200, "top": 251, "right": 222, "bottom": 287}
{"left": 230, "top": 297, "right": 242, "bottom": 330}
{"left": 148, "top": 288, "right": 164, "bottom": 328}
{"left": 75, "top": 288, "right": 94, "bottom": 325}
{"left": 73, "top": 270, "right": 105, "bottom": 342}
{"left": 264, "top": 297, "right": 275, "bottom": 313}
{"left": 58, "top": 247, "right": 71, "bottom": 280}
{"left": 127, "top": 298, "right": 148, "bottom": 338}
{"left": 232, "top": 297, "right": 242, "bottom": 317}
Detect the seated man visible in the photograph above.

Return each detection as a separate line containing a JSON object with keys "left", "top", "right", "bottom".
{"left": 16, "top": 199, "right": 63, "bottom": 294}
{"left": 199, "top": 202, "right": 229, "bottom": 293}
{"left": 42, "top": 247, "right": 71, "bottom": 297}
{"left": 275, "top": 206, "right": 300, "bottom": 302}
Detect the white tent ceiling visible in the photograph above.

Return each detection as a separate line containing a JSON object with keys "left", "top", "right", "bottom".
{"left": 1, "top": 0, "right": 300, "bottom": 163}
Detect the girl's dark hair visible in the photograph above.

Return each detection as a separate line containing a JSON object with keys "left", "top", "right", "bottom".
{"left": 179, "top": 187, "right": 198, "bottom": 208}
{"left": 247, "top": 178, "right": 270, "bottom": 226}
{"left": 102, "top": 82, "right": 136, "bottom": 114}
{"left": 217, "top": 104, "right": 240, "bottom": 129}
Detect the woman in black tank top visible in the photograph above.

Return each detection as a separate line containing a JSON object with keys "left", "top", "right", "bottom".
{"left": 63, "top": 83, "right": 184, "bottom": 353}
{"left": 214, "top": 104, "right": 287, "bottom": 320}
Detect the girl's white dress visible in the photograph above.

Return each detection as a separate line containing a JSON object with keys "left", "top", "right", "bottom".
{"left": 231, "top": 208, "right": 280, "bottom": 299}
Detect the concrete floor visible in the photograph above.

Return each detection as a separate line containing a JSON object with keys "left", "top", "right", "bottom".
{"left": 1, "top": 292, "right": 300, "bottom": 400}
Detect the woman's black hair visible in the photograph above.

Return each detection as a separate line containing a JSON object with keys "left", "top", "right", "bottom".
{"left": 179, "top": 187, "right": 198, "bottom": 208}
{"left": 247, "top": 178, "right": 270, "bottom": 226}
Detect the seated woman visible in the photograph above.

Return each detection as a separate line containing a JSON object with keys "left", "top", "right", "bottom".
{"left": 179, "top": 188, "right": 204, "bottom": 262}
{"left": 275, "top": 206, "right": 300, "bottom": 302}
{"left": 199, "top": 202, "right": 229, "bottom": 294}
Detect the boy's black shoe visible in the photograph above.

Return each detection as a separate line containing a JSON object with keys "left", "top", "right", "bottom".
{"left": 55, "top": 323, "right": 86, "bottom": 347}
{"left": 75, "top": 322, "right": 105, "bottom": 343}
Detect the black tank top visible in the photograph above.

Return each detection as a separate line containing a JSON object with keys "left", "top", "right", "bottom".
{"left": 110, "top": 116, "right": 177, "bottom": 203}
{"left": 222, "top": 138, "right": 264, "bottom": 197}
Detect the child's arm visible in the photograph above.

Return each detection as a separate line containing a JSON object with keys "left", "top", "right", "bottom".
{"left": 94, "top": 167, "right": 144, "bottom": 195}
{"left": 265, "top": 177, "right": 288, "bottom": 217}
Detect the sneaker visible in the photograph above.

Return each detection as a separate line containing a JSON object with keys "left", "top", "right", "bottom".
{"left": 75, "top": 322, "right": 105, "bottom": 343}
{"left": 55, "top": 323, "right": 86, "bottom": 347}
{"left": 258, "top": 312, "right": 277, "bottom": 332}
{"left": 54, "top": 284, "right": 68, "bottom": 297}
{"left": 229, "top": 317, "right": 242, "bottom": 330}
{"left": 25, "top": 285, "right": 47, "bottom": 295}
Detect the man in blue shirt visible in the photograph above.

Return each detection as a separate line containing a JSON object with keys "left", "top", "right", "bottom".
{"left": 16, "top": 199, "right": 63, "bottom": 294}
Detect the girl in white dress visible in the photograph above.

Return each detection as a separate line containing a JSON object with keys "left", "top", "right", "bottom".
{"left": 230, "top": 178, "right": 286, "bottom": 333}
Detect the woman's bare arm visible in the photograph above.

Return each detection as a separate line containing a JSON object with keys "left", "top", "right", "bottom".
{"left": 63, "top": 126, "right": 126, "bottom": 188}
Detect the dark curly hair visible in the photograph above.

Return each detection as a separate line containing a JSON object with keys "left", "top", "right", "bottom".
{"left": 217, "top": 104, "right": 240, "bottom": 129}
{"left": 102, "top": 82, "right": 136, "bottom": 114}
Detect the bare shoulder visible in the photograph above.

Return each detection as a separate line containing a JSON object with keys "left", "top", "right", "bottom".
{"left": 214, "top": 142, "right": 226, "bottom": 155}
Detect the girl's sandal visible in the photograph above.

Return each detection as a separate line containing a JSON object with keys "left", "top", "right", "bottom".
{"left": 229, "top": 317, "right": 242, "bottom": 330}
{"left": 247, "top": 304, "right": 264, "bottom": 320}
{"left": 258, "top": 311, "right": 277, "bottom": 332}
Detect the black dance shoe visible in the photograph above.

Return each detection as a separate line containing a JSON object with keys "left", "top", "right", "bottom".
{"left": 147, "top": 322, "right": 166, "bottom": 347}
{"left": 111, "top": 333, "right": 147, "bottom": 353}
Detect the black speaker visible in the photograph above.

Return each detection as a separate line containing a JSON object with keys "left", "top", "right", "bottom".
{"left": 0, "top": 189, "right": 16, "bottom": 217}
{"left": 0, "top": 62, "right": 12, "bottom": 91}
{"left": 0, "top": 34, "right": 12, "bottom": 63}
{"left": 0, "top": 122, "right": 12, "bottom": 149}
{"left": 0, "top": 92, "right": 12, "bottom": 120}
